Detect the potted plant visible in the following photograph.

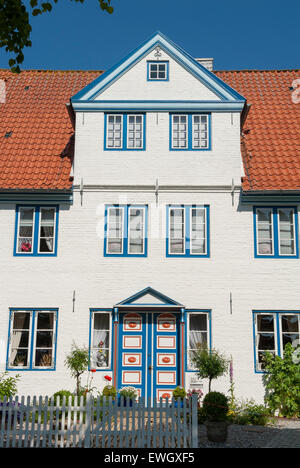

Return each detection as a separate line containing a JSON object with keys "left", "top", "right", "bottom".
{"left": 118, "top": 386, "right": 138, "bottom": 406}
{"left": 14, "top": 355, "right": 25, "bottom": 367}
{"left": 102, "top": 385, "right": 117, "bottom": 401}
{"left": 172, "top": 386, "right": 187, "bottom": 407}
{"left": 40, "top": 354, "right": 52, "bottom": 367}
{"left": 202, "top": 391, "right": 230, "bottom": 442}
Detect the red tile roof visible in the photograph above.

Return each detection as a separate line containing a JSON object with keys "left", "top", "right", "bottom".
{"left": 0, "top": 68, "right": 299, "bottom": 192}
{"left": 215, "top": 70, "right": 300, "bottom": 191}
{"left": 0, "top": 69, "right": 101, "bottom": 190}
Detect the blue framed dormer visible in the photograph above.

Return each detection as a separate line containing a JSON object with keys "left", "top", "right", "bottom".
{"left": 104, "top": 113, "right": 146, "bottom": 151}
{"left": 147, "top": 61, "right": 169, "bottom": 81}
{"left": 166, "top": 205, "right": 210, "bottom": 257}
{"left": 14, "top": 205, "right": 59, "bottom": 257}
{"left": 104, "top": 204, "right": 148, "bottom": 257}
{"left": 253, "top": 207, "right": 299, "bottom": 258}
{"left": 169, "top": 113, "right": 211, "bottom": 151}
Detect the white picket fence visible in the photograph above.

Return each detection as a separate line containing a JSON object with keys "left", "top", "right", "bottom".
{"left": 0, "top": 395, "right": 198, "bottom": 448}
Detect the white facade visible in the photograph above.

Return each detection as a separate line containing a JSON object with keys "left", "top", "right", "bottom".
{"left": 1, "top": 33, "right": 299, "bottom": 403}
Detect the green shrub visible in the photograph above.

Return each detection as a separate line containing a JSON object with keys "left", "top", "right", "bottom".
{"left": 102, "top": 385, "right": 117, "bottom": 400}
{"left": 52, "top": 390, "right": 74, "bottom": 405}
{"left": 0, "top": 372, "right": 20, "bottom": 400}
{"left": 191, "top": 347, "right": 229, "bottom": 392}
{"left": 173, "top": 386, "right": 187, "bottom": 400}
{"left": 202, "top": 391, "right": 229, "bottom": 422}
{"left": 197, "top": 407, "right": 206, "bottom": 424}
{"left": 263, "top": 343, "right": 300, "bottom": 418}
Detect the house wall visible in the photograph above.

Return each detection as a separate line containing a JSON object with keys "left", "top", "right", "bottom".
{"left": 1, "top": 191, "right": 300, "bottom": 401}
{"left": 73, "top": 111, "right": 243, "bottom": 187}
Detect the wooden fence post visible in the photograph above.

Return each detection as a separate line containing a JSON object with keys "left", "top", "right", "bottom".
{"left": 191, "top": 394, "right": 198, "bottom": 448}
{"left": 84, "top": 395, "right": 92, "bottom": 448}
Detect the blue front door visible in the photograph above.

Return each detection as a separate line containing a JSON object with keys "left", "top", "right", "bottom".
{"left": 118, "top": 312, "right": 180, "bottom": 403}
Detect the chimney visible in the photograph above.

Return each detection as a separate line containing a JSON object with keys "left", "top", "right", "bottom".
{"left": 195, "top": 58, "right": 214, "bottom": 71}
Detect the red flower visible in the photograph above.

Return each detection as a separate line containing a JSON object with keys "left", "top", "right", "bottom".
{"left": 104, "top": 375, "right": 112, "bottom": 381}
{"left": 90, "top": 369, "right": 96, "bottom": 373}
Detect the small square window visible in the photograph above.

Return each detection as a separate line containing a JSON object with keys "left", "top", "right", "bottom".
{"left": 148, "top": 62, "right": 169, "bottom": 81}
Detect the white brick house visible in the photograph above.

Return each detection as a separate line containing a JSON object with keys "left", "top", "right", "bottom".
{"left": 0, "top": 32, "right": 299, "bottom": 402}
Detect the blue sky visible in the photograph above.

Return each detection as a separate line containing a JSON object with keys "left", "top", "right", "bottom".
{"left": 0, "top": 0, "right": 299, "bottom": 71}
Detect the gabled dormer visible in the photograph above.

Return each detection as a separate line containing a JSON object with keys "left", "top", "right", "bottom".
{"left": 71, "top": 32, "right": 246, "bottom": 187}
{"left": 71, "top": 31, "right": 245, "bottom": 111}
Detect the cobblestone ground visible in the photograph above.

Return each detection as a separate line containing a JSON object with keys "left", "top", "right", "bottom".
{"left": 198, "top": 419, "right": 300, "bottom": 448}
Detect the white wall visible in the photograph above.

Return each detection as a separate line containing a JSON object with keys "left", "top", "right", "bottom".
{"left": 73, "top": 111, "right": 242, "bottom": 187}
{"left": 1, "top": 191, "right": 299, "bottom": 402}
{"left": 96, "top": 49, "right": 220, "bottom": 101}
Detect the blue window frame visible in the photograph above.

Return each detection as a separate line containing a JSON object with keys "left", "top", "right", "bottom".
{"left": 104, "top": 113, "right": 146, "bottom": 150}
{"left": 6, "top": 308, "right": 58, "bottom": 371}
{"left": 253, "top": 207, "right": 299, "bottom": 258}
{"left": 253, "top": 311, "right": 300, "bottom": 373}
{"left": 89, "top": 310, "right": 113, "bottom": 370}
{"left": 14, "top": 205, "right": 59, "bottom": 257}
{"left": 147, "top": 61, "right": 169, "bottom": 81}
{"left": 104, "top": 205, "right": 148, "bottom": 257}
{"left": 185, "top": 310, "right": 212, "bottom": 372}
{"left": 170, "top": 113, "right": 211, "bottom": 150}
{"left": 166, "top": 205, "right": 210, "bottom": 257}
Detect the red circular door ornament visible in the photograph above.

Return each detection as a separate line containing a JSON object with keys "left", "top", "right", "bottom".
{"left": 162, "top": 322, "right": 171, "bottom": 329}
{"left": 129, "top": 322, "right": 137, "bottom": 328}
{"left": 162, "top": 357, "right": 171, "bottom": 364}
{"left": 128, "top": 357, "right": 136, "bottom": 363}
{"left": 162, "top": 393, "right": 171, "bottom": 399}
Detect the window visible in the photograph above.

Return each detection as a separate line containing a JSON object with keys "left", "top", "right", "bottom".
{"left": 105, "top": 205, "right": 147, "bottom": 257}
{"left": 105, "top": 114, "right": 145, "bottom": 150}
{"left": 170, "top": 114, "right": 210, "bottom": 150}
{"left": 147, "top": 61, "right": 169, "bottom": 81}
{"left": 7, "top": 309, "right": 58, "bottom": 370}
{"left": 167, "top": 205, "right": 209, "bottom": 257}
{"left": 254, "top": 207, "right": 298, "bottom": 258}
{"left": 253, "top": 311, "right": 300, "bottom": 371}
{"left": 90, "top": 312, "right": 111, "bottom": 369}
{"left": 15, "top": 206, "right": 58, "bottom": 256}
{"left": 187, "top": 312, "right": 210, "bottom": 370}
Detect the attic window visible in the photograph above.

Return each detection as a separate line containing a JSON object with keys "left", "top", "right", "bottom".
{"left": 5, "top": 131, "right": 13, "bottom": 138}
{"left": 147, "top": 61, "right": 169, "bottom": 81}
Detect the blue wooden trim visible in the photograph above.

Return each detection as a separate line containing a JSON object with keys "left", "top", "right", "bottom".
{"left": 147, "top": 61, "right": 169, "bottom": 81}
{"left": 169, "top": 113, "right": 211, "bottom": 151}
{"left": 104, "top": 204, "right": 148, "bottom": 257}
{"left": 14, "top": 205, "right": 59, "bottom": 257}
{"left": 104, "top": 113, "right": 146, "bottom": 151}
{"left": 6, "top": 308, "right": 58, "bottom": 371}
{"left": 88, "top": 309, "right": 114, "bottom": 372}
{"left": 166, "top": 205, "right": 210, "bottom": 257}
{"left": 185, "top": 310, "right": 212, "bottom": 373}
{"left": 253, "top": 206, "right": 299, "bottom": 259}
{"left": 252, "top": 310, "right": 300, "bottom": 373}
{"left": 72, "top": 100, "right": 245, "bottom": 113}
{"left": 116, "top": 286, "right": 183, "bottom": 306}
{"left": 71, "top": 31, "right": 245, "bottom": 103}
{"left": 0, "top": 192, "right": 72, "bottom": 204}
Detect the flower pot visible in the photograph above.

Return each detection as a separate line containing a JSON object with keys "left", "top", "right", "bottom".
{"left": 205, "top": 421, "right": 229, "bottom": 443}
{"left": 118, "top": 397, "right": 133, "bottom": 407}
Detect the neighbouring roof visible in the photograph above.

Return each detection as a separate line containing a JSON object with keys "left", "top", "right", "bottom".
{"left": 0, "top": 68, "right": 299, "bottom": 192}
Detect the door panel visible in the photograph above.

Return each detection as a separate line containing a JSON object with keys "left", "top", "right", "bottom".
{"left": 153, "top": 313, "right": 180, "bottom": 402}
{"left": 118, "top": 313, "right": 146, "bottom": 398}
{"left": 118, "top": 312, "right": 180, "bottom": 403}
